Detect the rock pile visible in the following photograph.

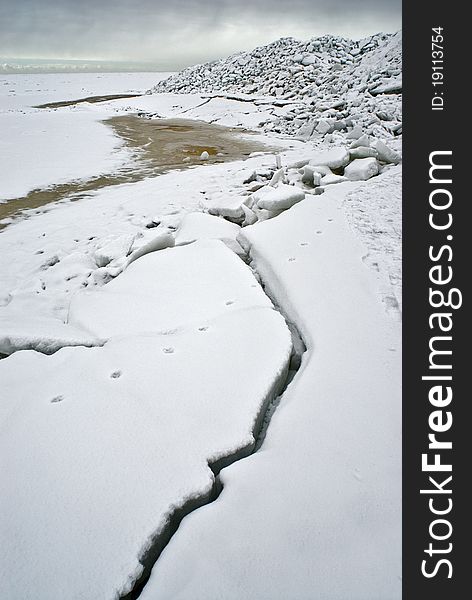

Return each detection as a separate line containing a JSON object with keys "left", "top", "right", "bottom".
{"left": 149, "top": 31, "right": 402, "bottom": 140}
{"left": 203, "top": 136, "right": 401, "bottom": 226}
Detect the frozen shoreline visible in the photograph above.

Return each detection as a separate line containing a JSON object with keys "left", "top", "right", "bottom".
{"left": 0, "top": 72, "right": 170, "bottom": 201}
{"left": 1, "top": 58, "right": 401, "bottom": 600}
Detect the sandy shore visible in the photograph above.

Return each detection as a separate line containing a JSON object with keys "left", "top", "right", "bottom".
{"left": 0, "top": 115, "right": 277, "bottom": 227}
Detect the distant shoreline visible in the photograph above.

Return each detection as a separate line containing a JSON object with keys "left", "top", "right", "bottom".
{"left": 0, "top": 58, "right": 174, "bottom": 75}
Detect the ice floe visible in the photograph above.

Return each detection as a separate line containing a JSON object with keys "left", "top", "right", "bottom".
{"left": 0, "top": 240, "right": 292, "bottom": 600}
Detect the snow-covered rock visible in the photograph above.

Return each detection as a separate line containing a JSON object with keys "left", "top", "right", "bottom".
{"left": 370, "top": 77, "right": 402, "bottom": 95}
{"left": 344, "top": 157, "right": 380, "bottom": 181}
{"left": 309, "top": 147, "right": 350, "bottom": 170}
{"left": 350, "top": 133, "right": 371, "bottom": 148}
{"left": 320, "top": 173, "right": 348, "bottom": 186}
{"left": 241, "top": 204, "right": 258, "bottom": 226}
{"left": 149, "top": 31, "right": 402, "bottom": 140}
{"left": 372, "top": 139, "right": 401, "bottom": 164}
{"left": 346, "top": 125, "right": 363, "bottom": 139}
{"left": 349, "top": 146, "right": 378, "bottom": 159}
{"left": 301, "top": 165, "right": 322, "bottom": 187}
{"left": 315, "top": 119, "right": 334, "bottom": 135}
{"left": 306, "top": 163, "right": 333, "bottom": 176}
{"left": 253, "top": 184, "right": 305, "bottom": 212}
{"left": 203, "top": 194, "right": 246, "bottom": 221}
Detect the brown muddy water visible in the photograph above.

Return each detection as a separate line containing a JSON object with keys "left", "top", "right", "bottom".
{"left": 0, "top": 114, "right": 277, "bottom": 229}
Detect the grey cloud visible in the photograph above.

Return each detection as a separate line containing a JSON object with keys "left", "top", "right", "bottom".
{"left": 0, "top": 0, "right": 401, "bottom": 69}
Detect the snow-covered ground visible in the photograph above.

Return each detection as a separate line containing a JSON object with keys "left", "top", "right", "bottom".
{"left": 141, "top": 179, "right": 401, "bottom": 600}
{"left": 0, "top": 72, "right": 169, "bottom": 200}
{"left": 1, "top": 31, "right": 401, "bottom": 600}
{"left": 1, "top": 240, "right": 292, "bottom": 599}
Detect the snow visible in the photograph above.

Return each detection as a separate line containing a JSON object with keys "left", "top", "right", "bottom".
{"left": 126, "top": 231, "right": 175, "bottom": 266}
{"left": 175, "top": 212, "right": 243, "bottom": 255}
{"left": 0, "top": 110, "right": 128, "bottom": 200}
{"left": 0, "top": 72, "right": 167, "bottom": 112}
{"left": 321, "top": 173, "right": 347, "bottom": 186}
{"left": 253, "top": 184, "right": 305, "bottom": 211}
{"left": 0, "top": 149, "right": 295, "bottom": 342}
{"left": 344, "top": 166, "right": 402, "bottom": 312}
{"left": 0, "top": 240, "right": 292, "bottom": 600}
{"left": 308, "top": 147, "right": 350, "bottom": 169}
{"left": 344, "top": 157, "right": 379, "bottom": 181}
{"left": 372, "top": 139, "right": 401, "bottom": 164}
{"left": 350, "top": 133, "right": 371, "bottom": 148}
{"left": 150, "top": 31, "right": 402, "bottom": 140}
{"left": 0, "top": 315, "right": 102, "bottom": 355}
{"left": 203, "top": 194, "right": 248, "bottom": 220}
{"left": 0, "top": 72, "right": 169, "bottom": 200}
{"left": 68, "top": 240, "right": 273, "bottom": 339}
{"left": 140, "top": 176, "right": 401, "bottom": 600}
{"left": 349, "top": 145, "right": 378, "bottom": 159}
{"left": 94, "top": 233, "right": 136, "bottom": 267}
{"left": 0, "top": 32, "right": 402, "bottom": 598}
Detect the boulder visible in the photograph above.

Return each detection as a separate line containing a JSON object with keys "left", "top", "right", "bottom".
{"left": 306, "top": 164, "right": 332, "bottom": 176}
{"left": 349, "top": 146, "right": 378, "bottom": 159}
{"left": 371, "top": 140, "right": 401, "bottom": 164}
{"left": 320, "top": 174, "right": 348, "bottom": 186}
{"left": 309, "top": 147, "right": 350, "bottom": 170}
{"left": 301, "top": 165, "right": 322, "bottom": 187}
{"left": 315, "top": 119, "right": 333, "bottom": 135}
{"left": 346, "top": 125, "right": 363, "bottom": 140}
{"left": 255, "top": 184, "right": 305, "bottom": 211}
{"left": 344, "top": 157, "right": 379, "bottom": 181}
{"left": 350, "top": 134, "right": 370, "bottom": 149}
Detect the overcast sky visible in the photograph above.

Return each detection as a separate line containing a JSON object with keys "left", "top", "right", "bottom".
{"left": 0, "top": 0, "right": 401, "bottom": 69}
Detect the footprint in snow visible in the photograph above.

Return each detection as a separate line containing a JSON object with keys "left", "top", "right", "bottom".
{"left": 288, "top": 257, "right": 296, "bottom": 262}
{"left": 163, "top": 347, "right": 174, "bottom": 354}
{"left": 50, "top": 395, "right": 64, "bottom": 404}
{"left": 110, "top": 370, "right": 122, "bottom": 379}
{"left": 300, "top": 242, "right": 309, "bottom": 247}
{"left": 225, "top": 300, "right": 235, "bottom": 306}
{"left": 352, "top": 469, "right": 363, "bottom": 482}
{"left": 198, "top": 326, "right": 209, "bottom": 332}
